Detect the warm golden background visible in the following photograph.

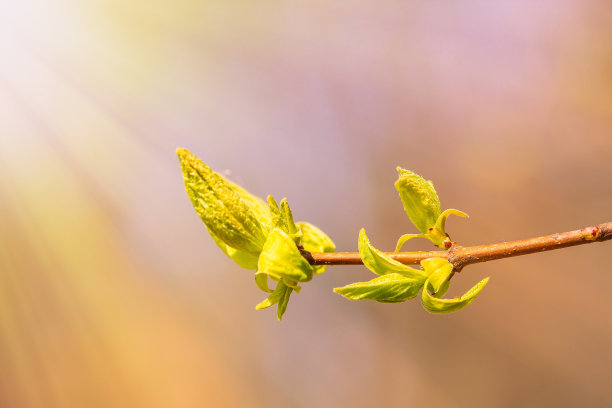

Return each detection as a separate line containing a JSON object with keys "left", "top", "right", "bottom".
{"left": 1, "top": 0, "right": 611, "bottom": 407}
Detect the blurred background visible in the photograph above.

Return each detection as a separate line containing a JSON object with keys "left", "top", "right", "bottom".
{"left": 1, "top": 0, "right": 611, "bottom": 407}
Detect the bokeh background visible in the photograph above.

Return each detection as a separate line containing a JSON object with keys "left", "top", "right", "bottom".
{"left": 1, "top": 0, "right": 611, "bottom": 407}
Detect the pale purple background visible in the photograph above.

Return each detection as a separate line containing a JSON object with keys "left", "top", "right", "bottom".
{"left": 0, "top": 0, "right": 611, "bottom": 407}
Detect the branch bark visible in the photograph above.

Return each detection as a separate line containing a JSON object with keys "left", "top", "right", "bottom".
{"left": 303, "top": 222, "right": 612, "bottom": 271}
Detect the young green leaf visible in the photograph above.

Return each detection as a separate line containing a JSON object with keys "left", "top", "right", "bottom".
{"left": 296, "top": 221, "right": 335, "bottom": 274}
{"left": 426, "top": 208, "right": 469, "bottom": 249}
{"left": 254, "top": 271, "right": 273, "bottom": 293}
{"left": 257, "top": 228, "right": 314, "bottom": 283}
{"left": 394, "top": 233, "right": 425, "bottom": 252}
{"left": 334, "top": 273, "right": 425, "bottom": 303}
{"left": 276, "top": 284, "right": 294, "bottom": 321}
{"left": 421, "top": 273, "right": 489, "bottom": 314}
{"left": 359, "top": 229, "right": 426, "bottom": 279}
{"left": 297, "top": 222, "right": 335, "bottom": 253}
{"left": 255, "top": 279, "right": 296, "bottom": 321}
{"left": 425, "top": 209, "right": 469, "bottom": 249}
{"left": 395, "top": 167, "right": 441, "bottom": 234}
{"left": 421, "top": 258, "right": 453, "bottom": 296}
{"left": 177, "top": 148, "right": 268, "bottom": 255}
{"left": 208, "top": 227, "right": 259, "bottom": 269}
{"left": 432, "top": 209, "right": 469, "bottom": 235}
{"left": 280, "top": 199, "right": 299, "bottom": 236}
{"left": 267, "top": 195, "right": 282, "bottom": 227}
{"left": 256, "top": 280, "right": 288, "bottom": 309}
{"left": 267, "top": 196, "right": 301, "bottom": 242}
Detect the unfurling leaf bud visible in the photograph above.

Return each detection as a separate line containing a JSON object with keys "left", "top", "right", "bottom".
{"left": 177, "top": 148, "right": 268, "bottom": 256}
{"left": 267, "top": 195, "right": 302, "bottom": 245}
{"left": 333, "top": 229, "right": 427, "bottom": 303}
{"left": 420, "top": 258, "right": 488, "bottom": 313}
{"left": 395, "top": 167, "right": 441, "bottom": 234}
{"left": 358, "top": 229, "right": 426, "bottom": 279}
{"left": 394, "top": 167, "right": 468, "bottom": 249}
{"left": 257, "top": 228, "right": 313, "bottom": 283}
{"left": 256, "top": 228, "right": 315, "bottom": 320}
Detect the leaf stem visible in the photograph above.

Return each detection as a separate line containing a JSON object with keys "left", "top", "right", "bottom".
{"left": 305, "top": 222, "right": 612, "bottom": 270}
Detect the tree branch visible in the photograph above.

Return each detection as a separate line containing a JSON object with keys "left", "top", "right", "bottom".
{"left": 304, "top": 222, "right": 612, "bottom": 270}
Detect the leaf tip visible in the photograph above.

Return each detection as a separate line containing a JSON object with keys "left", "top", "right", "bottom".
{"left": 176, "top": 147, "right": 191, "bottom": 160}
{"left": 255, "top": 300, "right": 271, "bottom": 310}
{"left": 267, "top": 195, "right": 278, "bottom": 207}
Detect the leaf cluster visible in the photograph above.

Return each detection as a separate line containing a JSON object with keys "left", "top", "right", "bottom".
{"left": 178, "top": 149, "right": 488, "bottom": 319}
{"left": 335, "top": 168, "right": 488, "bottom": 313}
{"left": 177, "top": 148, "right": 334, "bottom": 320}
{"left": 334, "top": 230, "right": 487, "bottom": 313}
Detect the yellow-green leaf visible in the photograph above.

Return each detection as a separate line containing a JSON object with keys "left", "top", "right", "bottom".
{"left": 421, "top": 276, "right": 489, "bottom": 314}
{"left": 394, "top": 233, "right": 425, "bottom": 252}
{"left": 297, "top": 221, "right": 335, "bottom": 274}
{"left": 395, "top": 167, "right": 441, "bottom": 234}
{"left": 297, "top": 222, "right": 335, "bottom": 253}
{"left": 334, "top": 273, "right": 425, "bottom": 303}
{"left": 425, "top": 209, "right": 469, "bottom": 249}
{"left": 267, "top": 195, "right": 282, "bottom": 229}
{"left": 254, "top": 271, "right": 273, "bottom": 293}
{"left": 255, "top": 280, "right": 295, "bottom": 321}
{"left": 280, "top": 198, "right": 299, "bottom": 236}
{"left": 267, "top": 196, "right": 302, "bottom": 243}
{"left": 255, "top": 280, "right": 288, "bottom": 310}
{"left": 277, "top": 285, "right": 294, "bottom": 321}
{"left": 359, "top": 229, "right": 426, "bottom": 279}
{"left": 421, "top": 258, "right": 453, "bottom": 297}
{"left": 432, "top": 209, "right": 468, "bottom": 235}
{"left": 208, "top": 227, "right": 259, "bottom": 269}
{"left": 258, "top": 228, "right": 313, "bottom": 283}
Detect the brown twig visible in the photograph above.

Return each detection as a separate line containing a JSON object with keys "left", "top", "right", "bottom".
{"left": 305, "top": 222, "right": 612, "bottom": 271}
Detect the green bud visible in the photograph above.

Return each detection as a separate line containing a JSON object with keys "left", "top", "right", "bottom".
{"left": 395, "top": 167, "right": 441, "bottom": 234}
{"left": 394, "top": 167, "right": 469, "bottom": 249}
{"left": 223, "top": 177, "right": 271, "bottom": 232}
{"left": 177, "top": 148, "right": 268, "bottom": 256}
